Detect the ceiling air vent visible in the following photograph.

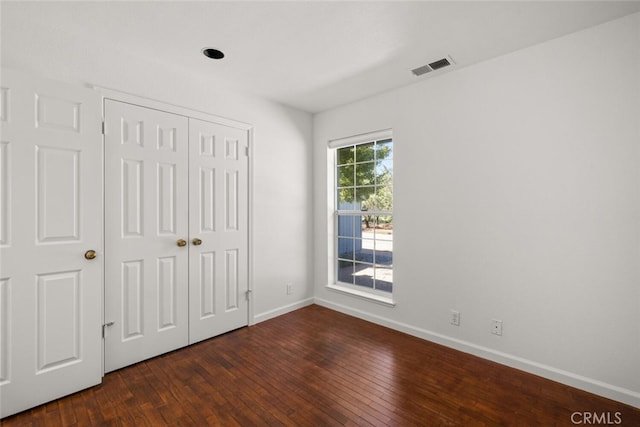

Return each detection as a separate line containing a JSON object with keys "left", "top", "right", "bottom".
{"left": 411, "top": 64, "right": 432, "bottom": 76}
{"left": 428, "top": 58, "right": 451, "bottom": 70}
{"left": 411, "top": 56, "right": 454, "bottom": 76}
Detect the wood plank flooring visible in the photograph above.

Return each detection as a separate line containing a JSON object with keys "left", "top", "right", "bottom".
{"left": 2, "top": 305, "right": 639, "bottom": 426}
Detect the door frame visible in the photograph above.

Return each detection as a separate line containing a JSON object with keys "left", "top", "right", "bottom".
{"left": 95, "top": 87, "right": 256, "bottom": 370}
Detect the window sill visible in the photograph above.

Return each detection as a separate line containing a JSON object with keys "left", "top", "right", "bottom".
{"left": 326, "top": 283, "right": 396, "bottom": 307}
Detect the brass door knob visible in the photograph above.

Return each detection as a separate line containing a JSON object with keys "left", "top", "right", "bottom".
{"left": 84, "top": 250, "right": 97, "bottom": 260}
{"left": 192, "top": 238, "right": 202, "bottom": 246}
{"left": 177, "top": 239, "right": 187, "bottom": 247}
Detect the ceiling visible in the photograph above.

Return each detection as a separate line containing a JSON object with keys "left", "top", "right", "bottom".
{"left": 2, "top": 1, "right": 640, "bottom": 113}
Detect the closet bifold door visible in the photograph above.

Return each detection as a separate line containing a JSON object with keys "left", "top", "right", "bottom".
{"left": 188, "top": 118, "right": 249, "bottom": 344}
{"left": 103, "top": 100, "right": 189, "bottom": 373}
{"left": 0, "top": 70, "right": 103, "bottom": 418}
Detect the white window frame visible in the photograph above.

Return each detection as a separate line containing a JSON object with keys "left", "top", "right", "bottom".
{"left": 327, "top": 129, "right": 395, "bottom": 306}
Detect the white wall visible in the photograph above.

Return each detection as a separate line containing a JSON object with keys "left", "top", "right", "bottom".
{"left": 314, "top": 13, "right": 640, "bottom": 407}
{"left": 1, "top": 15, "right": 315, "bottom": 321}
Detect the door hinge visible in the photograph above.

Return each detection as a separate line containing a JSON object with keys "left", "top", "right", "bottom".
{"left": 245, "top": 146, "right": 250, "bottom": 157}
{"left": 102, "top": 321, "right": 114, "bottom": 338}
{"left": 101, "top": 121, "right": 105, "bottom": 135}
{"left": 245, "top": 289, "right": 253, "bottom": 301}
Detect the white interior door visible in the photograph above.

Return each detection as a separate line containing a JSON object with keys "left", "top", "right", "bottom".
{"left": 103, "top": 100, "right": 189, "bottom": 372}
{"left": 188, "top": 118, "right": 249, "bottom": 344}
{"left": 0, "top": 70, "right": 103, "bottom": 418}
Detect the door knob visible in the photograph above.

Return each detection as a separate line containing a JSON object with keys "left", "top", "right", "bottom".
{"left": 84, "top": 250, "right": 97, "bottom": 260}
{"left": 177, "top": 239, "right": 187, "bottom": 247}
{"left": 192, "top": 238, "right": 202, "bottom": 246}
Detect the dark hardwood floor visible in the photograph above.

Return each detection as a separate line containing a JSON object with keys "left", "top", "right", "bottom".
{"left": 2, "top": 304, "right": 639, "bottom": 426}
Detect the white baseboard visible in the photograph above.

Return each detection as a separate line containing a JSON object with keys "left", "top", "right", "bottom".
{"left": 252, "top": 298, "right": 314, "bottom": 324}
{"left": 314, "top": 297, "right": 640, "bottom": 409}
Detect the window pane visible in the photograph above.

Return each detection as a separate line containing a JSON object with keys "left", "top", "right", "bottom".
{"left": 361, "top": 214, "right": 374, "bottom": 232}
{"left": 374, "top": 186, "right": 393, "bottom": 211}
{"left": 355, "top": 238, "right": 374, "bottom": 263}
{"left": 361, "top": 214, "right": 374, "bottom": 235}
{"left": 338, "top": 237, "right": 354, "bottom": 260}
{"left": 337, "top": 146, "right": 354, "bottom": 165}
{"left": 338, "top": 260, "right": 354, "bottom": 284}
{"left": 355, "top": 186, "right": 375, "bottom": 206}
{"left": 337, "top": 188, "right": 355, "bottom": 209}
{"left": 354, "top": 262, "right": 374, "bottom": 288}
{"left": 376, "top": 139, "right": 393, "bottom": 160}
{"left": 356, "top": 142, "right": 375, "bottom": 162}
{"left": 375, "top": 159, "right": 393, "bottom": 181}
{"left": 337, "top": 215, "right": 354, "bottom": 237}
{"left": 375, "top": 216, "right": 392, "bottom": 266}
{"left": 360, "top": 214, "right": 375, "bottom": 247}
{"left": 375, "top": 242, "right": 393, "bottom": 266}
{"left": 377, "top": 214, "right": 393, "bottom": 226}
{"left": 338, "top": 165, "right": 354, "bottom": 187}
{"left": 355, "top": 162, "right": 375, "bottom": 186}
{"left": 374, "top": 267, "right": 393, "bottom": 292}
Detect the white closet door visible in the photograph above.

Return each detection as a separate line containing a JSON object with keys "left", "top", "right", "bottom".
{"left": 0, "top": 70, "right": 103, "bottom": 418}
{"left": 188, "top": 118, "right": 249, "bottom": 344}
{"left": 103, "top": 100, "right": 189, "bottom": 372}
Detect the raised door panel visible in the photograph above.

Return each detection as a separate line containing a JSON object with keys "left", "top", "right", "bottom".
{"left": 0, "top": 141, "right": 10, "bottom": 247}
{"left": 35, "top": 94, "right": 80, "bottom": 132}
{"left": 157, "top": 163, "right": 177, "bottom": 235}
{"left": 36, "top": 271, "right": 82, "bottom": 372}
{"left": 0, "top": 87, "right": 9, "bottom": 123}
{"left": 225, "top": 249, "right": 239, "bottom": 311}
{"left": 225, "top": 170, "right": 239, "bottom": 231}
{"left": 36, "top": 147, "right": 80, "bottom": 243}
{"left": 121, "top": 260, "right": 144, "bottom": 340}
{"left": 199, "top": 167, "right": 216, "bottom": 233}
{"left": 198, "top": 251, "right": 216, "bottom": 318}
{"left": 157, "top": 256, "right": 177, "bottom": 329}
{"left": 0, "top": 278, "right": 9, "bottom": 386}
{"left": 122, "top": 159, "right": 144, "bottom": 237}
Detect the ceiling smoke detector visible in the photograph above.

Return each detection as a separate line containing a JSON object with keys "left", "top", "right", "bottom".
{"left": 411, "top": 56, "right": 454, "bottom": 76}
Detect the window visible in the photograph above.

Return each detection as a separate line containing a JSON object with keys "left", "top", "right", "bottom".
{"left": 334, "top": 133, "right": 393, "bottom": 297}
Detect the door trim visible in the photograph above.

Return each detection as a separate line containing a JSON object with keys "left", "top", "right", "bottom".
{"left": 95, "top": 87, "right": 252, "bottom": 130}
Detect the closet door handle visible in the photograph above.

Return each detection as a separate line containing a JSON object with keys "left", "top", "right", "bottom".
{"left": 177, "top": 239, "right": 187, "bottom": 247}
{"left": 192, "top": 238, "right": 202, "bottom": 246}
{"left": 84, "top": 250, "right": 97, "bottom": 260}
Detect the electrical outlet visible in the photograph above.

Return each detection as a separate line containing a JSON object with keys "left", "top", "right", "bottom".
{"left": 491, "top": 319, "right": 503, "bottom": 336}
{"left": 286, "top": 284, "right": 293, "bottom": 295}
{"left": 450, "top": 309, "right": 460, "bottom": 326}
